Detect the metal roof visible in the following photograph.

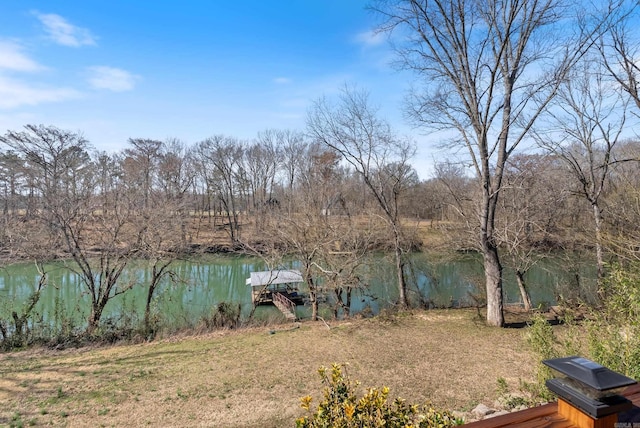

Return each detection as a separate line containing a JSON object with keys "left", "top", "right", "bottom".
{"left": 246, "top": 270, "right": 303, "bottom": 287}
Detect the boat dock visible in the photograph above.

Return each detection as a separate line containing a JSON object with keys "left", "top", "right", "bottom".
{"left": 246, "top": 270, "right": 305, "bottom": 320}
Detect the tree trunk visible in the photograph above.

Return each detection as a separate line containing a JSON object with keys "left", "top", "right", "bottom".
{"left": 11, "top": 311, "right": 23, "bottom": 344}
{"left": 306, "top": 274, "right": 318, "bottom": 321}
{"left": 87, "top": 304, "right": 105, "bottom": 335}
{"left": 344, "top": 287, "right": 352, "bottom": 316}
{"left": 180, "top": 212, "right": 187, "bottom": 245}
{"left": 394, "top": 235, "right": 408, "bottom": 308}
{"left": 516, "top": 270, "right": 532, "bottom": 311}
{"left": 310, "top": 290, "right": 318, "bottom": 321}
{"left": 483, "top": 242, "right": 504, "bottom": 327}
{"left": 0, "top": 320, "right": 6, "bottom": 341}
{"left": 593, "top": 203, "right": 605, "bottom": 284}
{"left": 144, "top": 284, "right": 156, "bottom": 332}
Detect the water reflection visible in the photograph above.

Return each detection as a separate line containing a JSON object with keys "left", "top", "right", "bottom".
{"left": 0, "top": 253, "right": 596, "bottom": 329}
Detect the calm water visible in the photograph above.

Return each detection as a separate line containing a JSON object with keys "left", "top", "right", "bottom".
{"left": 0, "top": 253, "right": 596, "bottom": 330}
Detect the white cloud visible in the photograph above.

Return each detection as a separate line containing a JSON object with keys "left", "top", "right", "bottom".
{"left": 87, "top": 66, "right": 139, "bottom": 92}
{"left": 0, "top": 40, "right": 44, "bottom": 72}
{"left": 0, "top": 38, "right": 81, "bottom": 109}
{"left": 34, "top": 12, "right": 97, "bottom": 47}
{"left": 273, "top": 77, "right": 292, "bottom": 84}
{"left": 0, "top": 75, "right": 81, "bottom": 109}
{"left": 354, "top": 30, "right": 386, "bottom": 48}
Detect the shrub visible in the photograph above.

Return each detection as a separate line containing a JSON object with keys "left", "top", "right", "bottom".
{"left": 586, "top": 264, "right": 640, "bottom": 379}
{"left": 525, "top": 313, "right": 558, "bottom": 387}
{"left": 519, "top": 264, "right": 640, "bottom": 405}
{"left": 296, "top": 363, "right": 463, "bottom": 428}
{"left": 500, "top": 312, "right": 563, "bottom": 405}
{"left": 199, "top": 302, "right": 242, "bottom": 331}
{"left": 212, "top": 302, "right": 241, "bottom": 329}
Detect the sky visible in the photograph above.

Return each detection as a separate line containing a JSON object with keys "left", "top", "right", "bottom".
{"left": 0, "top": 1, "right": 437, "bottom": 174}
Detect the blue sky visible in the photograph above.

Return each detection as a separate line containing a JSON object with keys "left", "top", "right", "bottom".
{"left": 0, "top": 1, "right": 430, "bottom": 166}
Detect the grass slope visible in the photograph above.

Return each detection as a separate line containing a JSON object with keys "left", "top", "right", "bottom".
{"left": 0, "top": 309, "right": 536, "bottom": 427}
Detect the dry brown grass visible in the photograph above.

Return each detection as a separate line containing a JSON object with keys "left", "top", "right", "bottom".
{"left": 0, "top": 309, "right": 543, "bottom": 427}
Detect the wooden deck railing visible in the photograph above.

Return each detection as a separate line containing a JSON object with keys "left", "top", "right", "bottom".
{"left": 465, "top": 383, "right": 640, "bottom": 427}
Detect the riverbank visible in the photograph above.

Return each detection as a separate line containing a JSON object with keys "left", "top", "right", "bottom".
{"left": 0, "top": 309, "right": 541, "bottom": 427}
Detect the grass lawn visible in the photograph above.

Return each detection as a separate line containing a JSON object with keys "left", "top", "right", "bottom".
{"left": 0, "top": 309, "right": 541, "bottom": 427}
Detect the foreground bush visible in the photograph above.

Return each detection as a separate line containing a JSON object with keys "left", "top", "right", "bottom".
{"left": 587, "top": 264, "right": 640, "bottom": 380}
{"left": 519, "top": 263, "right": 640, "bottom": 404}
{"left": 296, "top": 363, "right": 463, "bottom": 428}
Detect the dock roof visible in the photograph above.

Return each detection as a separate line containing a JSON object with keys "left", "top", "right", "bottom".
{"left": 246, "top": 270, "right": 303, "bottom": 287}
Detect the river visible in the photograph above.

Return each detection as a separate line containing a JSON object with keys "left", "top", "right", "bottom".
{"left": 0, "top": 252, "right": 597, "bottom": 332}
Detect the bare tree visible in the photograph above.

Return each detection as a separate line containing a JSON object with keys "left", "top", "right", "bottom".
{"left": 307, "top": 86, "right": 416, "bottom": 308}
{"left": 156, "top": 139, "right": 195, "bottom": 244}
{"left": 604, "top": 139, "right": 640, "bottom": 262}
{"left": 133, "top": 194, "right": 188, "bottom": 334}
{"left": 497, "top": 154, "right": 570, "bottom": 310}
{"left": 430, "top": 161, "right": 476, "bottom": 244}
{"left": 191, "top": 144, "right": 217, "bottom": 233}
{"left": 536, "top": 58, "right": 629, "bottom": 288}
{"left": 0, "top": 150, "right": 24, "bottom": 217}
{"left": 245, "top": 132, "right": 281, "bottom": 230}
{"left": 374, "top": 0, "right": 613, "bottom": 325}
{"left": 297, "top": 142, "right": 345, "bottom": 215}
{"left": 277, "top": 129, "right": 307, "bottom": 214}
{"left": 315, "top": 218, "right": 373, "bottom": 319}
{"left": 122, "top": 139, "right": 193, "bottom": 333}
{"left": 123, "top": 138, "right": 162, "bottom": 209}
{"left": 256, "top": 188, "right": 373, "bottom": 321}
{"left": 599, "top": 2, "right": 640, "bottom": 111}
{"left": 194, "top": 136, "right": 245, "bottom": 244}
{"left": 94, "top": 151, "right": 123, "bottom": 214}
{"left": 0, "top": 125, "right": 141, "bottom": 334}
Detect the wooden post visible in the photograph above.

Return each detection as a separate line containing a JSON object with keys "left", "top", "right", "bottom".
{"left": 557, "top": 399, "right": 618, "bottom": 428}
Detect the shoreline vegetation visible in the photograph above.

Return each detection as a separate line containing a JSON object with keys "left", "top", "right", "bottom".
{"left": 0, "top": 213, "right": 434, "bottom": 264}
{"left": 0, "top": 308, "right": 541, "bottom": 428}
{"left": 0, "top": 217, "right": 479, "bottom": 350}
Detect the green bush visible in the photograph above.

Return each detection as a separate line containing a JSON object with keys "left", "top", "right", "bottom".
{"left": 296, "top": 363, "right": 463, "bottom": 428}
{"left": 525, "top": 313, "right": 558, "bottom": 388}
{"left": 518, "top": 264, "right": 640, "bottom": 405}
{"left": 587, "top": 264, "right": 640, "bottom": 380}
{"left": 512, "top": 312, "right": 570, "bottom": 404}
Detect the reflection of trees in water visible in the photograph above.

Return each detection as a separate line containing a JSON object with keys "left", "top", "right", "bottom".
{"left": 0, "top": 253, "right": 596, "bottom": 331}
